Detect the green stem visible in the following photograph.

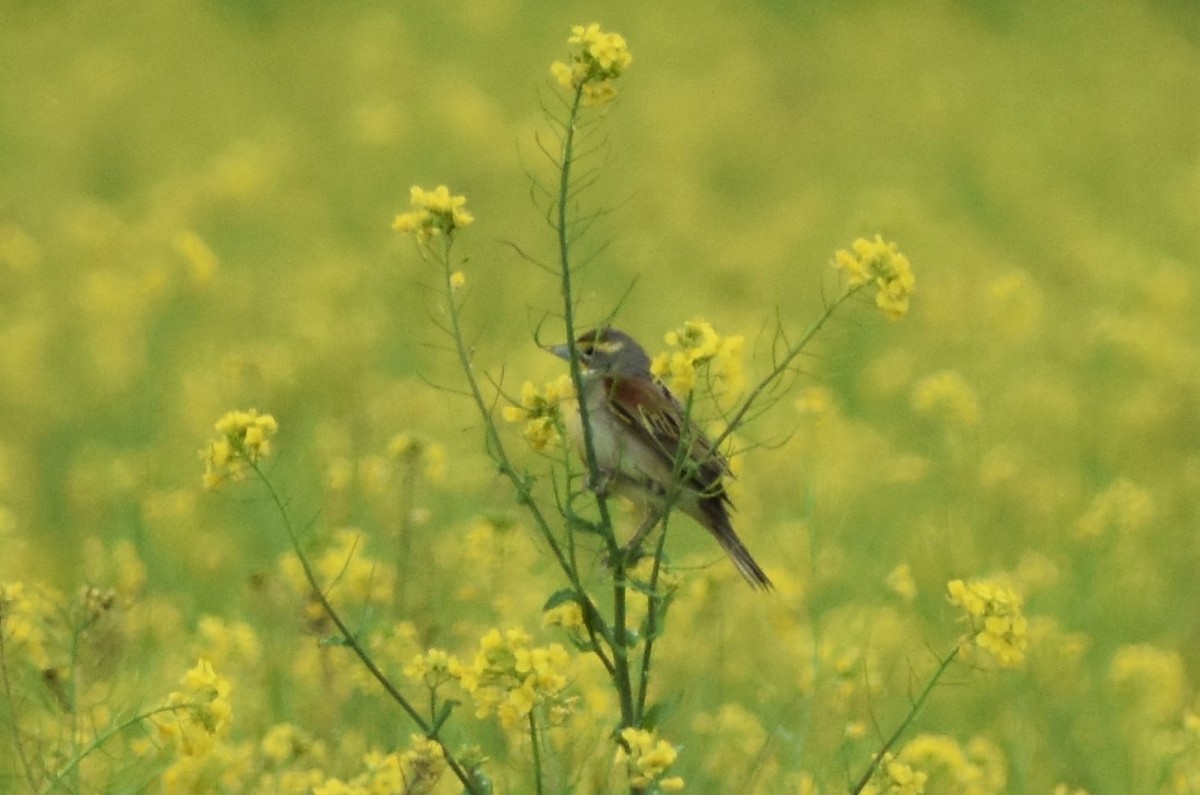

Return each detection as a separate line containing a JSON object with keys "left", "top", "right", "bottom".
{"left": 435, "top": 240, "right": 616, "bottom": 663}
{"left": 634, "top": 522, "right": 670, "bottom": 723}
{"left": 713, "top": 283, "right": 867, "bottom": 451}
{"left": 0, "top": 624, "right": 39, "bottom": 792}
{"left": 553, "top": 84, "right": 634, "bottom": 728}
{"left": 850, "top": 644, "right": 961, "bottom": 794}
{"left": 41, "top": 703, "right": 199, "bottom": 794}
{"left": 250, "top": 462, "right": 479, "bottom": 793}
{"left": 529, "top": 710, "right": 545, "bottom": 795}
{"left": 555, "top": 87, "right": 618, "bottom": 553}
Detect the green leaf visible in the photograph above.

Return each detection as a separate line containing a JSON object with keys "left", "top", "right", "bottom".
{"left": 431, "top": 699, "right": 459, "bottom": 733}
{"left": 641, "top": 694, "right": 682, "bottom": 731}
{"left": 542, "top": 588, "right": 580, "bottom": 612}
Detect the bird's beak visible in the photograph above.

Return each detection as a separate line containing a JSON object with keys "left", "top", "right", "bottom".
{"left": 548, "top": 343, "right": 571, "bottom": 361}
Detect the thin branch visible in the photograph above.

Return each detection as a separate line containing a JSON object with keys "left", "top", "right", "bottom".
{"left": 849, "top": 644, "right": 961, "bottom": 795}
{"left": 249, "top": 461, "right": 480, "bottom": 792}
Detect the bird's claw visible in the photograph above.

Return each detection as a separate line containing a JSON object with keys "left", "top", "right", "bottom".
{"left": 588, "top": 472, "right": 612, "bottom": 498}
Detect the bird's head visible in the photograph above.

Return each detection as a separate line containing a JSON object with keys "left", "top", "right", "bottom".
{"left": 549, "top": 328, "right": 651, "bottom": 376}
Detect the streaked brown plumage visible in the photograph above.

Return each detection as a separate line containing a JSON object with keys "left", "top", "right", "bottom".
{"left": 551, "top": 328, "right": 773, "bottom": 590}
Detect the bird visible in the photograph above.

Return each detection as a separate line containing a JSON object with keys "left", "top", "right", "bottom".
{"left": 549, "top": 327, "right": 773, "bottom": 589}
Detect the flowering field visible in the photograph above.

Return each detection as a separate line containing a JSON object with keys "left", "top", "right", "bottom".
{"left": 2, "top": 3, "right": 1199, "bottom": 793}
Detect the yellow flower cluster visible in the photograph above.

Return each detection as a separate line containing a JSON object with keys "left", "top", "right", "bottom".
{"left": 260, "top": 722, "right": 324, "bottom": 768}
{"left": 650, "top": 320, "right": 745, "bottom": 398}
{"left": 155, "top": 658, "right": 233, "bottom": 758}
{"left": 387, "top": 433, "right": 449, "bottom": 482}
{"left": 1, "top": 582, "right": 50, "bottom": 667}
{"left": 1073, "top": 478, "right": 1155, "bottom": 539}
{"left": 692, "top": 703, "right": 767, "bottom": 783}
{"left": 542, "top": 599, "right": 585, "bottom": 631}
{"left": 501, "top": 375, "right": 575, "bottom": 451}
{"left": 196, "top": 615, "right": 263, "bottom": 671}
{"left": 834, "top": 235, "right": 916, "bottom": 320}
{"left": 616, "top": 727, "right": 684, "bottom": 790}
{"left": 403, "top": 647, "right": 462, "bottom": 690}
{"left": 391, "top": 184, "right": 474, "bottom": 240}
{"left": 628, "top": 555, "right": 683, "bottom": 594}
{"left": 898, "top": 733, "right": 1007, "bottom": 795}
{"left": 1109, "top": 643, "right": 1186, "bottom": 722}
{"left": 885, "top": 562, "right": 917, "bottom": 602}
{"left": 946, "top": 579, "right": 1029, "bottom": 668}
{"left": 314, "top": 737, "right": 445, "bottom": 795}
{"left": 173, "top": 229, "right": 219, "bottom": 286}
{"left": 911, "top": 370, "right": 981, "bottom": 427}
{"left": 861, "top": 754, "right": 928, "bottom": 795}
{"left": 458, "top": 627, "right": 573, "bottom": 730}
{"left": 202, "top": 409, "right": 278, "bottom": 489}
{"left": 550, "top": 23, "right": 633, "bottom": 106}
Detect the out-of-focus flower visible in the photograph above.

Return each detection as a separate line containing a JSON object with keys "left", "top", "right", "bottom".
{"left": 1073, "top": 479, "right": 1155, "bottom": 539}
{"left": 174, "top": 230, "right": 219, "bottom": 286}
{"left": 403, "top": 648, "right": 463, "bottom": 690}
{"left": 885, "top": 563, "right": 917, "bottom": 602}
{"left": 911, "top": 370, "right": 981, "bottom": 428}
{"left": 861, "top": 753, "right": 927, "bottom": 795}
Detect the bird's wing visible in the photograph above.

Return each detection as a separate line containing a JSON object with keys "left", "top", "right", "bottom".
{"left": 604, "top": 376, "right": 731, "bottom": 494}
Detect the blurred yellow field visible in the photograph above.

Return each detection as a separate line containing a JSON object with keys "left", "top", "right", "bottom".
{"left": 1, "top": 3, "right": 1198, "bottom": 793}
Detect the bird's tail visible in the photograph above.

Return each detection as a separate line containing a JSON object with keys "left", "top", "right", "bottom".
{"left": 701, "top": 499, "right": 773, "bottom": 590}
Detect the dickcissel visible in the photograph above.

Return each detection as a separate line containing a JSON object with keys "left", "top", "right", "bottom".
{"left": 551, "top": 328, "right": 773, "bottom": 590}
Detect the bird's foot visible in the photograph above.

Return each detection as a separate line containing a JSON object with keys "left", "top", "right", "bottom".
{"left": 587, "top": 472, "right": 612, "bottom": 498}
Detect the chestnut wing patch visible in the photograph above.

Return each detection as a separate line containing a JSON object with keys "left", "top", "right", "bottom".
{"left": 604, "top": 376, "right": 730, "bottom": 493}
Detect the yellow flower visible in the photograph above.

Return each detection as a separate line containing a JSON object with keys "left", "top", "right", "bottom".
{"left": 174, "top": 229, "right": 218, "bottom": 286}
{"left": 861, "top": 753, "right": 928, "bottom": 795}
{"left": 392, "top": 184, "right": 473, "bottom": 240}
{"left": 156, "top": 658, "right": 234, "bottom": 758}
{"left": 502, "top": 376, "right": 575, "bottom": 451}
{"left": 898, "top": 733, "right": 1007, "bottom": 794}
{"left": 399, "top": 734, "right": 446, "bottom": 791}
{"left": 617, "top": 727, "right": 682, "bottom": 789}
{"left": 911, "top": 370, "right": 981, "bottom": 427}
{"left": 202, "top": 409, "right": 278, "bottom": 489}
{"left": 543, "top": 600, "right": 584, "bottom": 630}
{"left": 883, "top": 757, "right": 927, "bottom": 795}
{"left": 0, "top": 582, "right": 52, "bottom": 670}
{"left": 403, "top": 648, "right": 462, "bottom": 689}
{"left": 1073, "top": 479, "right": 1155, "bottom": 539}
{"left": 260, "top": 722, "right": 321, "bottom": 766}
{"left": 885, "top": 562, "right": 917, "bottom": 602}
{"left": 834, "top": 235, "right": 915, "bottom": 320}
{"left": 550, "top": 23, "right": 633, "bottom": 106}
{"left": 459, "top": 626, "right": 574, "bottom": 730}
{"left": 387, "top": 433, "right": 449, "bottom": 482}
{"left": 1109, "top": 643, "right": 1186, "bottom": 722}
{"left": 947, "top": 579, "right": 1028, "bottom": 668}
{"left": 650, "top": 320, "right": 745, "bottom": 398}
